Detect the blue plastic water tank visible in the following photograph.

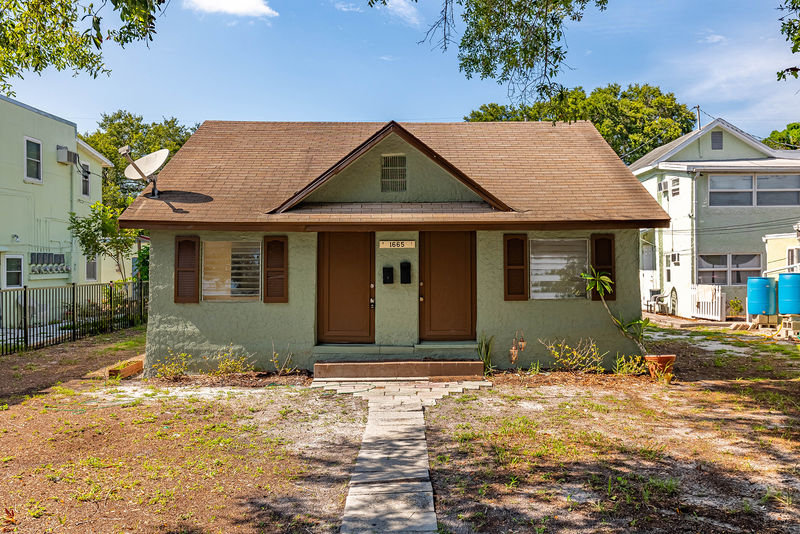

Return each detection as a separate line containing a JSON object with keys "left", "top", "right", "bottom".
{"left": 778, "top": 273, "right": 800, "bottom": 314}
{"left": 747, "top": 277, "right": 777, "bottom": 315}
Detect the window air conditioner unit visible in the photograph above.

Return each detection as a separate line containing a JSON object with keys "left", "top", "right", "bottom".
{"left": 671, "top": 253, "right": 680, "bottom": 264}
{"left": 56, "top": 146, "right": 79, "bottom": 165}
{"left": 657, "top": 182, "right": 664, "bottom": 192}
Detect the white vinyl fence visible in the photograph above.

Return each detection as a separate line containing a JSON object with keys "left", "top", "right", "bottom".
{"left": 691, "top": 284, "right": 725, "bottom": 322}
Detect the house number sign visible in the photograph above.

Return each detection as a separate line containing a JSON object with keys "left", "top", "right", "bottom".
{"left": 379, "top": 240, "right": 416, "bottom": 249}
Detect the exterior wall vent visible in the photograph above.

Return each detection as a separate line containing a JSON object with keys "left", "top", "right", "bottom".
{"left": 381, "top": 155, "right": 407, "bottom": 192}
{"left": 711, "top": 131, "right": 723, "bottom": 150}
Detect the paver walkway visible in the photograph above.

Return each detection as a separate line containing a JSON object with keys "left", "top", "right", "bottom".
{"left": 310, "top": 379, "right": 491, "bottom": 533}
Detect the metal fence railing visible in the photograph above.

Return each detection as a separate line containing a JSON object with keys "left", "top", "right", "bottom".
{"left": 0, "top": 281, "right": 149, "bottom": 356}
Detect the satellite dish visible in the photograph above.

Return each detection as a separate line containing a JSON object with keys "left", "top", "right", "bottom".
{"left": 119, "top": 147, "right": 169, "bottom": 198}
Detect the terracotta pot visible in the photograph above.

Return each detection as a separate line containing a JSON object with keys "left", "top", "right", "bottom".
{"left": 644, "top": 355, "right": 675, "bottom": 378}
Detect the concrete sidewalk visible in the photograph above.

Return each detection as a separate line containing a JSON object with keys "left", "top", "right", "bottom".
{"left": 311, "top": 379, "right": 490, "bottom": 533}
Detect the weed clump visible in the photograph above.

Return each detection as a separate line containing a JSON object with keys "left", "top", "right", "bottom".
{"left": 539, "top": 338, "right": 605, "bottom": 373}
{"left": 152, "top": 349, "right": 191, "bottom": 380}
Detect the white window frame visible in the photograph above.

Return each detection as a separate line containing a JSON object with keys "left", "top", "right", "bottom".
{"left": 81, "top": 163, "right": 90, "bottom": 198}
{"left": 3, "top": 255, "right": 24, "bottom": 289}
{"left": 24, "top": 136, "right": 43, "bottom": 183}
{"left": 787, "top": 246, "right": 800, "bottom": 273}
{"left": 528, "top": 238, "right": 589, "bottom": 300}
{"left": 708, "top": 174, "right": 800, "bottom": 207}
{"left": 85, "top": 254, "right": 98, "bottom": 282}
{"left": 697, "top": 253, "right": 761, "bottom": 286}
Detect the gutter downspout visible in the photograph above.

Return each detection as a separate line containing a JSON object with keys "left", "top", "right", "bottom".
{"left": 69, "top": 160, "right": 75, "bottom": 284}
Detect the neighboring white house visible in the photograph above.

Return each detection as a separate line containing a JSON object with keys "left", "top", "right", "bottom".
{"left": 630, "top": 118, "right": 800, "bottom": 318}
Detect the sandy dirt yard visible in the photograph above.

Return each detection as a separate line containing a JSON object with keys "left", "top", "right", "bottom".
{"left": 427, "top": 326, "right": 800, "bottom": 534}
{"left": 0, "top": 335, "right": 367, "bottom": 533}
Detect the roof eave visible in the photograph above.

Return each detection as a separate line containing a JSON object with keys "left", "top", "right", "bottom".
{"left": 77, "top": 138, "right": 114, "bottom": 167}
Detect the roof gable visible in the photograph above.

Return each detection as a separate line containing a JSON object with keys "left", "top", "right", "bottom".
{"left": 276, "top": 121, "right": 508, "bottom": 212}
{"left": 629, "top": 118, "right": 792, "bottom": 176}
{"left": 303, "top": 132, "right": 484, "bottom": 204}
{"left": 668, "top": 125, "right": 770, "bottom": 162}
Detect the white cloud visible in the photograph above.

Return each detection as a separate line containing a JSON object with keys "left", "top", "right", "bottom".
{"left": 227, "top": 21, "right": 238, "bottom": 26}
{"left": 382, "top": 0, "right": 422, "bottom": 27}
{"left": 699, "top": 31, "right": 726, "bottom": 44}
{"left": 182, "top": 0, "right": 278, "bottom": 17}
{"left": 334, "top": 2, "right": 363, "bottom": 12}
{"left": 379, "top": 55, "right": 400, "bottom": 61}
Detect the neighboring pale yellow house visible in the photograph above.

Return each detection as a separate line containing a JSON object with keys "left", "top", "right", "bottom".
{"left": 763, "top": 227, "right": 800, "bottom": 278}
{"left": 0, "top": 95, "right": 133, "bottom": 290}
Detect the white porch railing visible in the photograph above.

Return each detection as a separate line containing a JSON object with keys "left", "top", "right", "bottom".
{"left": 691, "top": 284, "right": 725, "bottom": 322}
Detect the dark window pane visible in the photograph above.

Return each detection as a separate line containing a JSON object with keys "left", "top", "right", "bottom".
{"left": 709, "top": 192, "right": 752, "bottom": 206}
{"left": 698, "top": 255, "right": 727, "bottom": 269}
{"left": 6, "top": 272, "right": 21, "bottom": 287}
{"left": 26, "top": 160, "right": 40, "bottom": 180}
{"left": 6, "top": 258, "right": 22, "bottom": 271}
{"left": 26, "top": 140, "right": 40, "bottom": 160}
{"left": 756, "top": 174, "right": 800, "bottom": 189}
{"left": 710, "top": 175, "right": 751, "bottom": 190}
{"left": 698, "top": 270, "right": 728, "bottom": 285}
{"left": 757, "top": 191, "right": 800, "bottom": 206}
{"left": 731, "top": 254, "right": 760, "bottom": 269}
{"left": 731, "top": 270, "right": 760, "bottom": 285}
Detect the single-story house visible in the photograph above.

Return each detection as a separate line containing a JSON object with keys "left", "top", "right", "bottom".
{"left": 119, "top": 120, "right": 669, "bottom": 374}
{"left": 763, "top": 224, "right": 800, "bottom": 276}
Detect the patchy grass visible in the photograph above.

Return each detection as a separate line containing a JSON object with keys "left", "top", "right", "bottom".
{"left": 428, "top": 326, "right": 800, "bottom": 533}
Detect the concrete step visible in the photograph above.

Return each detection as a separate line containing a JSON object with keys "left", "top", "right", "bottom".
{"left": 314, "top": 359, "right": 483, "bottom": 379}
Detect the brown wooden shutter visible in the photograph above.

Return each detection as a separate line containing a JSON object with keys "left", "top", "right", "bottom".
{"left": 504, "top": 234, "right": 528, "bottom": 301}
{"left": 263, "top": 236, "right": 288, "bottom": 303}
{"left": 174, "top": 236, "right": 200, "bottom": 303}
{"left": 591, "top": 234, "right": 616, "bottom": 301}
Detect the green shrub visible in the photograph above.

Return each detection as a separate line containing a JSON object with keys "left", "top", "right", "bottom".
{"left": 539, "top": 338, "right": 605, "bottom": 373}
{"left": 477, "top": 332, "right": 496, "bottom": 376}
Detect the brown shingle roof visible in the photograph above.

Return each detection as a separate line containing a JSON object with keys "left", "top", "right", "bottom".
{"left": 119, "top": 120, "right": 669, "bottom": 229}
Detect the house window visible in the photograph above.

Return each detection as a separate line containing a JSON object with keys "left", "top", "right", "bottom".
{"left": 81, "top": 163, "right": 90, "bottom": 197}
{"left": 709, "top": 174, "right": 800, "bottom": 207}
{"left": 202, "top": 241, "right": 261, "bottom": 301}
{"left": 665, "top": 254, "right": 672, "bottom": 283}
{"left": 529, "top": 239, "right": 588, "bottom": 299}
{"left": 671, "top": 178, "right": 680, "bottom": 197}
{"left": 698, "top": 253, "right": 760, "bottom": 285}
{"left": 709, "top": 175, "right": 753, "bottom": 206}
{"left": 25, "top": 137, "right": 42, "bottom": 181}
{"left": 711, "top": 131, "right": 723, "bottom": 150}
{"left": 788, "top": 247, "right": 800, "bottom": 272}
{"left": 756, "top": 174, "right": 800, "bottom": 206}
{"left": 85, "top": 254, "right": 98, "bottom": 281}
{"left": 4, "top": 255, "right": 23, "bottom": 288}
{"left": 381, "top": 155, "right": 407, "bottom": 192}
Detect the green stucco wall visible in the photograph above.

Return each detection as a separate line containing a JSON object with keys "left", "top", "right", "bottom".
{"left": 147, "top": 229, "right": 643, "bottom": 372}
{"left": 476, "top": 230, "right": 641, "bottom": 369}
{"left": 374, "top": 231, "right": 419, "bottom": 346}
{"left": 304, "top": 133, "right": 484, "bottom": 204}
{"left": 145, "top": 230, "right": 319, "bottom": 372}
{"left": 669, "top": 126, "right": 769, "bottom": 161}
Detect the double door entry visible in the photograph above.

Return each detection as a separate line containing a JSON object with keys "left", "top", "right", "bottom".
{"left": 316, "top": 231, "right": 476, "bottom": 344}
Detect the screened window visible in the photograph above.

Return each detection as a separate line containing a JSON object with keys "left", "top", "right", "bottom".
{"left": 709, "top": 174, "right": 800, "bottom": 207}
{"left": 81, "top": 163, "right": 90, "bottom": 197}
{"left": 202, "top": 241, "right": 261, "bottom": 301}
{"left": 698, "top": 253, "right": 760, "bottom": 285}
{"left": 709, "top": 175, "right": 753, "bottom": 206}
{"left": 25, "top": 138, "right": 42, "bottom": 181}
{"left": 85, "top": 254, "right": 98, "bottom": 281}
{"left": 381, "top": 155, "right": 407, "bottom": 192}
{"left": 711, "top": 131, "right": 723, "bottom": 150}
{"left": 529, "top": 239, "right": 588, "bottom": 299}
{"left": 756, "top": 174, "right": 800, "bottom": 206}
{"left": 5, "top": 256, "right": 23, "bottom": 288}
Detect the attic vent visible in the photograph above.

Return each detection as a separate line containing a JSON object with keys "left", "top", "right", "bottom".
{"left": 381, "top": 155, "right": 407, "bottom": 192}
{"left": 711, "top": 131, "right": 723, "bottom": 150}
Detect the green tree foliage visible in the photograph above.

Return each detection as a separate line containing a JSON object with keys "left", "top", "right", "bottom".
{"left": 68, "top": 201, "right": 138, "bottom": 281}
{"left": 465, "top": 84, "right": 696, "bottom": 164}
{"left": 135, "top": 244, "right": 150, "bottom": 281}
{"left": 764, "top": 122, "right": 800, "bottom": 149}
{"left": 779, "top": 0, "right": 800, "bottom": 80}
{"left": 0, "top": 1, "right": 166, "bottom": 96}
{"left": 371, "top": 0, "right": 607, "bottom": 102}
{"left": 79, "top": 110, "right": 196, "bottom": 209}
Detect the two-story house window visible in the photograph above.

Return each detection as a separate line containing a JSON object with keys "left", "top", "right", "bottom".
{"left": 4, "top": 256, "right": 23, "bottom": 288}
{"left": 698, "top": 253, "right": 761, "bottom": 285}
{"left": 25, "top": 137, "right": 42, "bottom": 181}
{"left": 709, "top": 174, "right": 800, "bottom": 206}
{"left": 81, "top": 163, "right": 90, "bottom": 197}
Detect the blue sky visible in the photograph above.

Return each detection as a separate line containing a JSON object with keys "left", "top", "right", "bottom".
{"left": 8, "top": 0, "right": 800, "bottom": 138}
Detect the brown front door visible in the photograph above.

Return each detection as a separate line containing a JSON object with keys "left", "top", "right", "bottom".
{"left": 317, "top": 232, "right": 375, "bottom": 343}
{"left": 419, "top": 231, "right": 477, "bottom": 341}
